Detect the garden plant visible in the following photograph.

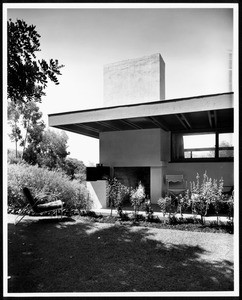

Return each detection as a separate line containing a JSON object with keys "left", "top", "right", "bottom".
{"left": 7, "top": 165, "right": 234, "bottom": 233}
{"left": 8, "top": 163, "right": 91, "bottom": 216}
{"left": 157, "top": 171, "right": 234, "bottom": 226}
{"left": 130, "top": 182, "right": 146, "bottom": 220}
{"left": 107, "top": 177, "right": 130, "bottom": 217}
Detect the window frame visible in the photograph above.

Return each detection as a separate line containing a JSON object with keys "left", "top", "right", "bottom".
{"left": 170, "top": 130, "right": 234, "bottom": 162}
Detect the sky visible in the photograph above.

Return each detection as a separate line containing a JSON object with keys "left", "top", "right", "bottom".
{"left": 5, "top": 4, "right": 236, "bottom": 165}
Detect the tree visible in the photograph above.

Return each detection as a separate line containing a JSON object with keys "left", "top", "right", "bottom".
{"left": 63, "top": 158, "right": 86, "bottom": 182}
{"left": 8, "top": 19, "right": 64, "bottom": 104}
{"left": 21, "top": 101, "right": 45, "bottom": 152}
{"left": 7, "top": 101, "right": 22, "bottom": 157}
{"left": 22, "top": 110, "right": 46, "bottom": 165}
{"left": 8, "top": 99, "right": 45, "bottom": 159}
{"left": 37, "top": 129, "right": 69, "bottom": 170}
{"left": 7, "top": 18, "right": 64, "bottom": 160}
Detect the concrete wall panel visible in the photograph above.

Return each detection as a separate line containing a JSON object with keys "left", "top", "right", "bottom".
{"left": 100, "top": 128, "right": 169, "bottom": 167}
{"left": 103, "top": 53, "right": 165, "bottom": 106}
{"left": 166, "top": 162, "right": 234, "bottom": 192}
{"left": 86, "top": 181, "right": 108, "bottom": 208}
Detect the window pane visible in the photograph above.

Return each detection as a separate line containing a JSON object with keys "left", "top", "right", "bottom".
{"left": 219, "top": 149, "right": 234, "bottom": 157}
{"left": 219, "top": 133, "right": 234, "bottom": 147}
{"left": 183, "top": 134, "right": 215, "bottom": 158}
{"left": 184, "top": 134, "right": 215, "bottom": 148}
{"left": 219, "top": 133, "right": 234, "bottom": 157}
{"left": 191, "top": 151, "right": 215, "bottom": 158}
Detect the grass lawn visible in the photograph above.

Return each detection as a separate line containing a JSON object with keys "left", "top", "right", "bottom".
{"left": 7, "top": 215, "right": 234, "bottom": 293}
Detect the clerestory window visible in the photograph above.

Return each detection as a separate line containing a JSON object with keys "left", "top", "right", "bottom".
{"left": 171, "top": 132, "right": 233, "bottom": 161}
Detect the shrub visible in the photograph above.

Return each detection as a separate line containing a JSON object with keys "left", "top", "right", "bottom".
{"left": 7, "top": 149, "right": 24, "bottom": 165}
{"left": 227, "top": 192, "right": 234, "bottom": 221}
{"left": 176, "top": 191, "right": 191, "bottom": 216}
{"left": 8, "top": 163, "right": 92, "bottom": 213}
{"left": 143, "top": 199, "right": 154, "bottom": 221}
{"left": 107, "top": 178, "right": 130, "bottom": 216}
{"left": 157, "top": 196, "right": 178, "bottom": 223}
{"left": 130, "top": 182, "right": 145, "bottom": 218}
{"left": 62, "top": 157, "right": 86, "bottom": 182}
{"left": 189, "top": 171, "right": 231, "bottom": 224}
{"left": 79, "top": 210, "right": 103, "bottom": 219}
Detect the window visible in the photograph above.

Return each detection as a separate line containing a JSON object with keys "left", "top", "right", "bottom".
{"left": 171, "top": 132, "right": 233, "bottom": 161}
{"left": 219, "top": 133, "right": 234, "bottom": 158}
{"left": 184, "top": 133, "right": 215, "bottom": 158}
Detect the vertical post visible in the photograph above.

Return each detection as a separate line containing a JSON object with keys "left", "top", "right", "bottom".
{"left": 215, "top": 132, "right": 219, "bottom": 158}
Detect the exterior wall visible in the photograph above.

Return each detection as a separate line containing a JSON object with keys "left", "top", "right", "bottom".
{"left": 100, "top": 128, "right": 169, "bottom": 167}
{"left": 86, "top": 181, "right": 108, "bottom": 209}
{"left": 100, "top": 128, "right": 169, "bottom": 204}
{"left": 103, "top": 53, "right": 165, "bottom": 107}
{"left": 166, "top": 162, "right": 234, "bottom": 193}
{"left": 99, "top": 128, "right": 233, "bottom": 204}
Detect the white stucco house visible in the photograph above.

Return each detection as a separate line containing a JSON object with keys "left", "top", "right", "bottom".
{"left": 48, "top": 53, "right": 234, "bottom": 208}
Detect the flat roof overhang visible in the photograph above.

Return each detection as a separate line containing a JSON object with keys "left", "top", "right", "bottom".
{"left": 48, "top": 92, "right": 234, "bottom": 139}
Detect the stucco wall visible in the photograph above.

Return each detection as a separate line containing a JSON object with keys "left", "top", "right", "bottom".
{"left": 86, "top": 181, "right": 108, "bottom": 209}
{"left": 103, "top": 53, "right": 165, "bottom": 107}
{"left": 100, "top": 128, "right": 169, "bottom": 167}
{"left": 99, "top": 129, "right": 233, "bottom": 203}
{"left": 166, "top": 162, "right": 234, "bottom": 191}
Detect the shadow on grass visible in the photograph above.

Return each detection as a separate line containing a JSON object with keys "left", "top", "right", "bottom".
{"left": 33, "top": 217, "right": 76, "bottom": 224}
{"left": 8, "top": 218, "right": 234, "bottom": 293}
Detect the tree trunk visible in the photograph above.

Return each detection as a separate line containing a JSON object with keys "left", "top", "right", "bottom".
{"left": 14, "top": 120, "right": 18, "bottom": 158}
{"left": 22, "top": 119, "right": 30, "bottom": 159}
{"left": 15, "top": 138, "right": 18, "bottom": 158}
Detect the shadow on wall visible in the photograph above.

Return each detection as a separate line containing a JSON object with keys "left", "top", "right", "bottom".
{"left": 8, "top": 219, "right": 234, "bottom": 293}
{"left": 86, "top": 181, "right": 106, "bottom": 209}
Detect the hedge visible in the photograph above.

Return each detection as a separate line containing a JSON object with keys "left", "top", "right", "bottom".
{"left": 8, "top": 163, "right": 92, "bottom": 212}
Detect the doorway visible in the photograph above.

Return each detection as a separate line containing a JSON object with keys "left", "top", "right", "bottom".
{"left": 113, "top": 167, "right": 150, "bottom": 198}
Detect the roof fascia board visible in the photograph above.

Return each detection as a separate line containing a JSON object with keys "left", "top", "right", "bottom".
{"left": 49, "top": 93, "right": 233, "bottom": 127}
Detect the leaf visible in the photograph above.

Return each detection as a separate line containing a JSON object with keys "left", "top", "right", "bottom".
{"left": 8, "top": 19, "right": 64, "bottom": 104}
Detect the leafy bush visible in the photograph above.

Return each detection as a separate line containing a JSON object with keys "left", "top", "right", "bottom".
{"left": 7, "top": 149, "right": 23, "bottom": 165}
{"left": 227, "top": 192, "right": 234, "bottom": 220}
{"left": 157, "top": 172, "right": 234, "bottom": 225}
{"left": 130, "top": 182, "right": 146, "bottom": 218}
{"left": 8, "top": 163, "right": 92, "bottom": 213}
{"left": 189, "top": 171, "right": 233, "bottom": 224}
{"left": 190, "top": 172, "right": 223, "bottom": 200}
{"left": 143, "top": 199, "right": 154, "bottom": 221}
{"left": 176, "top": 191, "right": 191, "bottom": 215}
{"left": 63, "top": 157, "right": 86, "bottom": 182}
{"left": 79, "top": 210, "right": 103, "bottom": 219}
{"left": 107, "top": 178, "right": 130, "bottom": 216}
{"left": 157, "top": 196, "right": 178, "bottom": 223}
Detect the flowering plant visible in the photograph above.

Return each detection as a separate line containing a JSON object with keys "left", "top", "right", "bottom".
{"left": 130, "top": 182, "right": 145, "bottom": 218}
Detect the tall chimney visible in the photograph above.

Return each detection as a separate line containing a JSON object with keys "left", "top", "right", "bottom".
{"left": 103, "top": 53, "right": 165, "bottom": 107}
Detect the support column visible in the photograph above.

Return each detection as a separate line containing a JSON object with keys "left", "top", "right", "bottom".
{"left": 150, "top": 167, "right": 162, "bottom": 203}
{"left": 150, "top": 164, "right": 167, "bottom": 203}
